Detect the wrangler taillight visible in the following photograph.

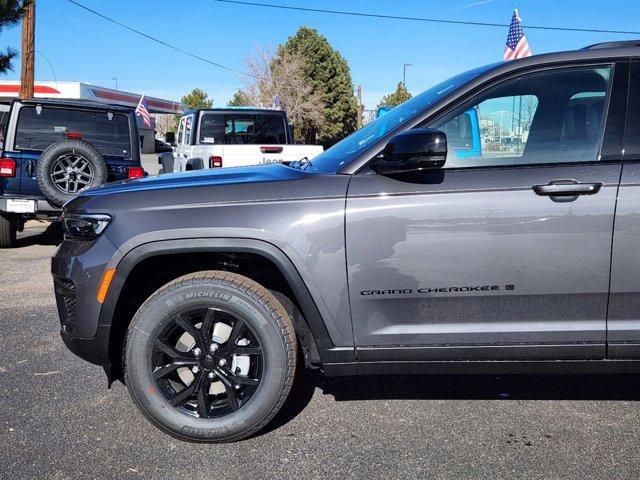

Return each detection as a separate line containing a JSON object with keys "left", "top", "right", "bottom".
{"left": 127, "top": 166, "right": 145, "bottom": 179}
{"left": 0, "top": 158, "right": 16, "bottom": 177}
{"left": 209, "top": 156, "right": 223, "bottom": 168}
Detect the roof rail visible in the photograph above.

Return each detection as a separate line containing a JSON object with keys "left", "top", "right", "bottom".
{"left": 583, "top": 40, "right": 640, "bottom": 50}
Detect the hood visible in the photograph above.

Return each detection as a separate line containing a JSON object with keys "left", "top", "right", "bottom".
{"left": 83, "top": 163, "right": 308, "bottom": 196}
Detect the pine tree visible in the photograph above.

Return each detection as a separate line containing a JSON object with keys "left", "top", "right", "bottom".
{"left": 279, "top": 27, "right": 357, "bottom": 146}
{"left": 227, "top": 90, "right": 251, "bottom": 107}
{"left": 181, "top": 88, "right": 213, "bottom": 110}
{"left": 377, "top": 82, "right": 412, "bottom": 109}
{"left": 0, "top": 1, "right": 29, "bottom": 74}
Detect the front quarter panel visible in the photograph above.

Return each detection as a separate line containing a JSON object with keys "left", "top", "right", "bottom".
{"left": 84, "top": 171, "right": 353, "bottom": 347}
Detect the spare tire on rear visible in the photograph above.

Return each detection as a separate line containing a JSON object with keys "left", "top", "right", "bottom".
{"left": 36, "top": 139, "right": 108, "bottom": 207}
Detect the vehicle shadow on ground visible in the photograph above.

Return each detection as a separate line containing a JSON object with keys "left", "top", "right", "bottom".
{"left": 13, "top": 222, "right": 63, "bottom": 248}
{"left": 260, "top": 372, "right": 640, "bottom": 436}
{"left": 317, "top": 373, "right": 640, "bottom": 401}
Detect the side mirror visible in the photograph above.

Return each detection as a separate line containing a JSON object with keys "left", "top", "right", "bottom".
{"left": 373, "top": 128, "right": 447, "bottom": 175}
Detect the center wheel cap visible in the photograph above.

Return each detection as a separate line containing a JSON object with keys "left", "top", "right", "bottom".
{"left": 202, "top": 354, "right": 216, "bottom": 369}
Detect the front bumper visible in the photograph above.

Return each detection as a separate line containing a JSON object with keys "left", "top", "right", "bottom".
{"left": 51, "top": 234, "right": 119, "bottom": 366}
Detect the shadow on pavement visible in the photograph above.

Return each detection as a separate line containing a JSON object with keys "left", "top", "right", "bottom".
{"left": 14, "top": 221, "right": 63, "bottom": 248}
{"left": 317, "top": 373, "right": 640, "bottom": 402}
{"left": 262, "top": 372, "right": 640, "bottom": 435}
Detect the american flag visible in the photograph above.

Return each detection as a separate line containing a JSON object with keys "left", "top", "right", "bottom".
{"left": 504, "top": 9, "right": 532, "bottom": 61}
{"left": 135, "top": 95, "right": 151, "bottom": 127}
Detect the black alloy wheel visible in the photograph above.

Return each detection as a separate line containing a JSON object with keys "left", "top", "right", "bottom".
{"left": 151, "top": 307, "right": 263, "bottom": 418}
{"left": 124, "top": 271, "right": 297, "bottom": 442}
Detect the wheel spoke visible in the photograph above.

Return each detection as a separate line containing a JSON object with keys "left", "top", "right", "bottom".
{"left": 175, "top": 315, "right": 205, "bottom": 349}
{"left": 216, "top": 366, "right": 259, "bottom": 387}
{"left": 155, "top": 339, "right": 185, "bottom": 359}
{"left": 216, "top": 370, "right": 240, "bottom": 411}
{"left": 153, "top": 362, "right": 180, "bottom": 380}
{"left": 232, "top": 346, "right": 261, "bottom": 356}
{"left": 169, "top": 380, "right": 198, "bottom": 407}
{"left": 227, "top": 318, "right": 244, "bottom": 346}
{"left": 200, "top": 308, "right": 216, "bottom": 342}
{"left": 196, "top": 374, "right": 211, "bottom": 418}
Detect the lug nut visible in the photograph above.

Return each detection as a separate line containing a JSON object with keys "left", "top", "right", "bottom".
{"left": 218, "top": 359, "right": 227, "bottom": 366}
{"left": 234, "top": 384, "right": 241, "bottom": 390}
{"left": 192, "top": 347, "right": 201, "bottom": 357}
{"left": 192, "top": 366, "right": 200, "bottom": 374}
{"left": 209, "top": 343, "right": 218, "bottom": 353}
{"left": 208, "top": 372, "right": 215, "bottom": 379}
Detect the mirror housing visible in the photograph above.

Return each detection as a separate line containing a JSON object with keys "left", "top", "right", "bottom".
{"left": 373, "top": 128, "right": 447, "bottom": 175}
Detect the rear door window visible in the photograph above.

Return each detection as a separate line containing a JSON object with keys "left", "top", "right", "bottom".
{"left": 15, "top": 106, "right": 131, "bottom": 157}
{"left": 199, "top": 113, "right": 286, "bottom": 144}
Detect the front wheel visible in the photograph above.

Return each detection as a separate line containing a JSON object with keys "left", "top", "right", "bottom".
{"left": 124, "top": 271, "right": 297, "bottom": 442}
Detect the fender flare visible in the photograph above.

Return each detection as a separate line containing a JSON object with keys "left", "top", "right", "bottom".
{"left": 99, "top": 237, "right": 354, "bottom": 365}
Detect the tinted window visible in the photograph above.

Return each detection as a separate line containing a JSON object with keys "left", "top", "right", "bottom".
{"left": 177, "top": 117, "right": 184, "bottom": 144}
{"left": 429, "top": 66, "right": 611, "bottom": 168}
{"left": 15, "top": 106, "right": 131, "bottom": 157}
{"left": 184, "top": 116, "right": 193, "bottom": 145}
{"left": 199, "top": 113, "right": 287, "bottom": 144}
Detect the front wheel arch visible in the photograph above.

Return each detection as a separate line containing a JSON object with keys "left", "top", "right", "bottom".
{"left": 104, "top": 239, "right": 338, "bottom": 381}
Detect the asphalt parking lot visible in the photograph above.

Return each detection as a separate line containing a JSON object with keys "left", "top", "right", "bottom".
{"left": 3, "top": 208, "right": 640, "bottom": 479}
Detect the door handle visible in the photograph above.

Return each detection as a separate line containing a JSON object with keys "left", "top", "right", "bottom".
{"left": 532, "top": 180, "right": 603, "bottom": 197}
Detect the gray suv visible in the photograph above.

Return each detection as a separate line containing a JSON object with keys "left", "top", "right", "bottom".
{"left": 53, "top": 41, "right": 640, "bottom": 442}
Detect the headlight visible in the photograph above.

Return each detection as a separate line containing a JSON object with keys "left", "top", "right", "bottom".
{"left": 63, "top": 214, "right": 111, "bottom": 240}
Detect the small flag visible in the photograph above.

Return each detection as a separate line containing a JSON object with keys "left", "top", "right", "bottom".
{"left": 504, "top": 9, "right": 532, "bottom": 61}
{"left": 272, "top": 95, "right": 282, "bottom": 110}
{"left": 135, "top": 95, "right": 151, "bottom": 128}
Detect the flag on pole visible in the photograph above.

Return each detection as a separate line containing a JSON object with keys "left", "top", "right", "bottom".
{"left": 135, "top": 95, "right": 151, "bottom": 127}
{"left": 503, "top": 9, "right": 532, "bottom": 61}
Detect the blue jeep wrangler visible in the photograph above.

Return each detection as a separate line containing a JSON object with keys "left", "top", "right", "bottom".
{"left": 0, "top": 99, "right": 143, "bottom": 247}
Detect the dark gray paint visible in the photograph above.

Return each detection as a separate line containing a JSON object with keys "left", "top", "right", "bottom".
{"left": 346, "top": 163, "right": 621, "bottom": 356}
{"left": 74, "top": 165, "right": 354, "bottom": 346}
{"left": 608, "top": 162, "right": 640, "bottom": 350}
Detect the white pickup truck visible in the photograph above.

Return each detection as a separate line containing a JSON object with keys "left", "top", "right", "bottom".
{"left": 159, "top": 107, "right": 323, "bottom": 173}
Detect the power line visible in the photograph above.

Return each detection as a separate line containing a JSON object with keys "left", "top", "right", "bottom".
{"left": 211, "top": 0, "right": 640, "bottom": 35}
{"left": 66, "top": 0, "right": 254, "bottom": 77}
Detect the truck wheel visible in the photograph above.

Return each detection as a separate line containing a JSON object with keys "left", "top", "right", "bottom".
{"left": 124, "top": 271, "right": 297, "bottom": 442}
{"left": 36, "top": 139, "right": 108, "bottom": 207}
{"left": 0, "top": 212, "right": 17, "bottom": 247}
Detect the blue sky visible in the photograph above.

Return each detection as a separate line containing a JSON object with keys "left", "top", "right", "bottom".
{"left": 1, "top": 0, "right": 639, "bottom": 110}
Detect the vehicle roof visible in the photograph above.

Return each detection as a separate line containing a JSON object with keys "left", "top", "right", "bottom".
{"left": 14, "top": 98, "right": 135, "bottom": 113}
{"left": 480, "top": 41, "right": 640, "bottom": 78}
{"left": 184, "top": 107, "right": 287, "bottom": 116}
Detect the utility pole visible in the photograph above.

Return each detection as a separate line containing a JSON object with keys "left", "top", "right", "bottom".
{"left": 403, "top": 63, "right": 412, "bottom": 86}
{"left": 112, "top": 77, "right": 118, "bottom": 90}
{"left": 356, "top": 84, "right": 363, "bottom": 129}
{"left": 19, "top": 0, "right": 36, "bottom": 99}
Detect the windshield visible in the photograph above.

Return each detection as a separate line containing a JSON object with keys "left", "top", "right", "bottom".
{"left": 305, "top": 64, "right": 497, "bottom": 173}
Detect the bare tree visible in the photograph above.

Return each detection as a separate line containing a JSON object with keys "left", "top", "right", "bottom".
{"left": 154, "top": 114, "right": 175, "bottom": 136}
{"left": 240, "top": 46, "right": 324, "bottom": 142}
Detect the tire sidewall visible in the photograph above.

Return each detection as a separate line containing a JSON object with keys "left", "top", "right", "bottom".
{"left": 125, "top": 277, "right": 292, "bottom": 441}
{"left": 36, "top": 139, "right": 108, "bottom": 207}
